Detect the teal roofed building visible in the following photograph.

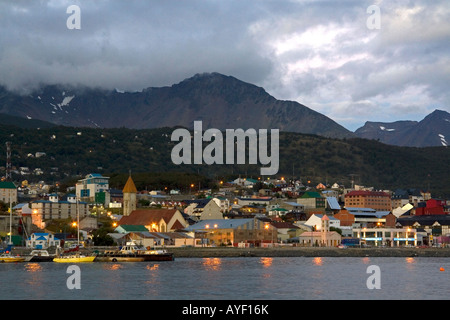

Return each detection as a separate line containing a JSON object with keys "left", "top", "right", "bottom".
{"left": 297, "top": 191, "right": 326, "bottom": 211}
{"left": 0, "top": 181, "right": 17, "bottom": 203}
{"left": 75, "top": 173, "right": 109, "bottom": 202}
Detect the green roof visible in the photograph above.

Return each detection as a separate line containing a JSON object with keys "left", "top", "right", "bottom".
{"left": 0, "top": 181, "right": 16, "bottom": 189}
{"left": 301, "top": 191, "right": 323, "bottom": 198}
{"left": 116, "top": 225, "right": 149, "bottom": 232}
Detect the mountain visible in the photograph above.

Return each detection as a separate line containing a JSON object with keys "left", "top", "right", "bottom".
{"left": 0, "top": 73, "right": 353, "bottom": 139}
{"left": 0, "top": 124, "right": 449, "bottom": 197}
{"left": 0, "top": 113, "right": 56, "bottom": 129}
{"left": 355, "top": 110, "right": 450, "bottom": 147}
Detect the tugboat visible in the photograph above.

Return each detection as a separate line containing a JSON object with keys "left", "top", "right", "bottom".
{"left": 24, "top": 249, "right": 55, "bottom": 262}
{"left": 95, "top": 241, "right": 174, "bottom": 262}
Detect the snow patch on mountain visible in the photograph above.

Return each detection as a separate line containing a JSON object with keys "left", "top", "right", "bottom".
{"left": 380, "top": 126, "right": 395, "bottom": 132}
{"left": 439, "top": 133, "right": 448, "bottom": 146}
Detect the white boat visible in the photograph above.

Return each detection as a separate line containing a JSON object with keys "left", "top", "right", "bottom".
{"left": 95, "top": 241, "right": 174, "bottom": 262}
{"left": 0, "top": 253, "right": 25, "bottom": 263}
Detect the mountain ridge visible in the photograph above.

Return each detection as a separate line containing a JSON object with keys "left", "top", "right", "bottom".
{"left": 354, "top": 109, "right": 450, "bottom": 147}
{"left": 0, "top": 72, "right": 353, "bottom": 139}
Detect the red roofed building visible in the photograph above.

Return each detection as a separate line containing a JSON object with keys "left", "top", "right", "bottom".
{"left": 415, "top": 199, "right": 446, "bottom": 216}
{"left": 345, "top": 190, "right": 391, "bottom": 211}
{"left": 118, "top": 209, "right": 188, "bottom": 232}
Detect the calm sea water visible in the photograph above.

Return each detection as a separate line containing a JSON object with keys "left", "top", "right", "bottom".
{"left": 0, "top": 257, "right": 448, "bottom": 300}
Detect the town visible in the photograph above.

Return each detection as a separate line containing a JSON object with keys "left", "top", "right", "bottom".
{"left": 1, "top": 171, "right": 449, "bottom": 256}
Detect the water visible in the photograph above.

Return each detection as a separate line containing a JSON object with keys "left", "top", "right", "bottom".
{"left": 0, "top": 257, "right": 448, "bottom": 300}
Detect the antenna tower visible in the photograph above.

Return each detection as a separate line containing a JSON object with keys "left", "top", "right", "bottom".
{"left": 5, "top": 142, "right": 11, "bottom": 181}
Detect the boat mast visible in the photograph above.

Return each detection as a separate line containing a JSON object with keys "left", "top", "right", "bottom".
{"left": 9, "top": 194, "right": 12, "bottom": 245}
{"left": 76, "top": 197, "right": 80, "bottom": 246}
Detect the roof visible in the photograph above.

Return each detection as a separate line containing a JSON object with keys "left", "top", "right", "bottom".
{"left": 237, "top": 197, "right": 272, "bottom": 202}
{"left": 118, "top": 209, "right": 180, "bottom": 226}
{"left": 271, "top": 222, "right": 300, "bottom": 229}
{"left": 116, "top": 225, "right": 149, "bottom": 232}
{"left": 0, "top": 181, "right": 16, "bottom": 189}
{"left": 345, "top": 190, "right": 390, "bottom": 197}
{"left": 326, "top": 197, "right": 341, "bottom": 210}
{"left": 346, "top": 207, "right": 390, "bottom": 218}
{"left": 184, "top": 219, "right": 255, "bottom": 231}
{"left": 301, "top": 191, "right": 323, "bottom": 198}
{"left": 311, "top": 214, "right": 339, "bottom": 221}
{"left": 397, "top": 214, "right": 450, "bottom": 227}
{"left": 284, "top": 201, "right": 304, "bottom": 207}
{"left": 123, "top": 176, "right": 137, "bottom": 193}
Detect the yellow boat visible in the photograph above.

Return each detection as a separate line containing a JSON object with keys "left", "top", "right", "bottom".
{"left": 0, "top": 253, "right": 26, "bottom": 263}
{"left": 53, "top": 253, "right": 96, "bottom": 263}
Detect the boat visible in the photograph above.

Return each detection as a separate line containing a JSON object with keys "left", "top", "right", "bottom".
{"left": 53, "top": 197, "right": 96, "bottom": 263}
{"left": 24, "top": 249, "right": 55, "bottom": 262}
{"left": 95, "top": 241, "right": 174, "bottom": 262}
{"left": 0, "top": 197, "right": 25, "bottom": 263}
{"left": 0, "top": 253, "right": 26, "bottom": 263}
{"left": 53, "top": 252, "right": 96, "bottom": 263}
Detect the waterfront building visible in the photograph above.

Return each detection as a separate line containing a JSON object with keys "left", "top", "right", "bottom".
{"left": 335, "top": 207, "right": 394, "bottom": 228}
{"left": 298, "top": 215, "right": 342, "bottom": 247}
{"left": 26, "top": 232, "right": 60, "bottom": 249}
{"left": 396, "top": 214, "right": 450, "bottom": 245}
{"left": 184, "top": 218, "right": 276, "bottom": 247}
{"left": 304, "top": 214, "right": 340, "bottom": 230}
{"left": 30, "top": 194, "right": 89, "bottom": 229}
{"left": 118, "top": 209, "right": 189, "bottom": 232}
{"left": 353, "top": 227, "right": 418, "bottom": 247}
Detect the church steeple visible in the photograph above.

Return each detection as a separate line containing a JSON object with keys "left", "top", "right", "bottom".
{"left": 122, "top": 174, "right": 137, "bottom": 216}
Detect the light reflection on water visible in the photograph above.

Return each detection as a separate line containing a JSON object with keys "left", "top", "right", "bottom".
{"left": 0, "top": 257, "right": 448, "bottom": 300}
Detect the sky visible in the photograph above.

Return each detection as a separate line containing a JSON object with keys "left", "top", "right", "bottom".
{"left": 0, "top": 0, "right": 449, "bottom": 131}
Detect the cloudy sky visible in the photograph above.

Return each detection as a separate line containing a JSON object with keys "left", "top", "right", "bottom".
{"left": 0, "top": 0, "right": 449, "bottom": 131}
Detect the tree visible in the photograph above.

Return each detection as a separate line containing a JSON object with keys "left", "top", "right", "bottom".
{"left": 92, "top": 228, "right": 115, "bottom": 246}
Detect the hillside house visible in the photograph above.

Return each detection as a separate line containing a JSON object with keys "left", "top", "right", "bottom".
{"left": 0, "top": 181, "right": 17, "bottom": 203}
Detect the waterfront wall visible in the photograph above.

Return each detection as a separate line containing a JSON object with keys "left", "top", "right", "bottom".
{"left": 10, "top": 246, "right": 450, "bottom": 258}
{"left": 168, "top": 246, "right": 450, "bottom": 258}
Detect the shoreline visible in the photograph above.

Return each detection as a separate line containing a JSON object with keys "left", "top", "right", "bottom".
{"left": 10, "top": 246, "right": 450, "bottom": 258}
{"left": 168, "top": 246, "right": 450, "bottom": 258}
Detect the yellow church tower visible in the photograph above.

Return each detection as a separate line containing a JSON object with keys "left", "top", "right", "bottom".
{"left": 122, "top": 175, "right": 137, "bottom": 216}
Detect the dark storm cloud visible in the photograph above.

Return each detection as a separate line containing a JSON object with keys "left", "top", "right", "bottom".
{"left": 0, "top": 0, "right": 448, "bottom": 130}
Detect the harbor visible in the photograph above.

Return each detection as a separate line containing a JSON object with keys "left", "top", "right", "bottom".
{"left": 4, "top": 245, "right": 450, "bottom": 261}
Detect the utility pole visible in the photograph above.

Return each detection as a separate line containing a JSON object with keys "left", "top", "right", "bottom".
{"left": 5, "top": 142, "right": 11, "bottom": 181}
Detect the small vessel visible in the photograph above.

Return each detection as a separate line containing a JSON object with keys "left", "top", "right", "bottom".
{"left": 24, "top": 250, "right": 55, "bottom": 262}
{"left": 53, "top": 197, "right": 96, "bottom": 263}
{"left": 95, "top": 241, "right": 174, "bottom": 262}
{"left": 0, "top": 196, "right": 25, "bottom": 263}
{"left": 0, "top": 253, "right": 26, "bottom": 263}
{"left": 53, "top": 252, "right": 96, "bottom": 263}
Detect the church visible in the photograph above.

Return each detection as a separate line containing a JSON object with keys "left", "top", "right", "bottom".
{"left": 122, "top": 175, "right": 137, "bottom": 216}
